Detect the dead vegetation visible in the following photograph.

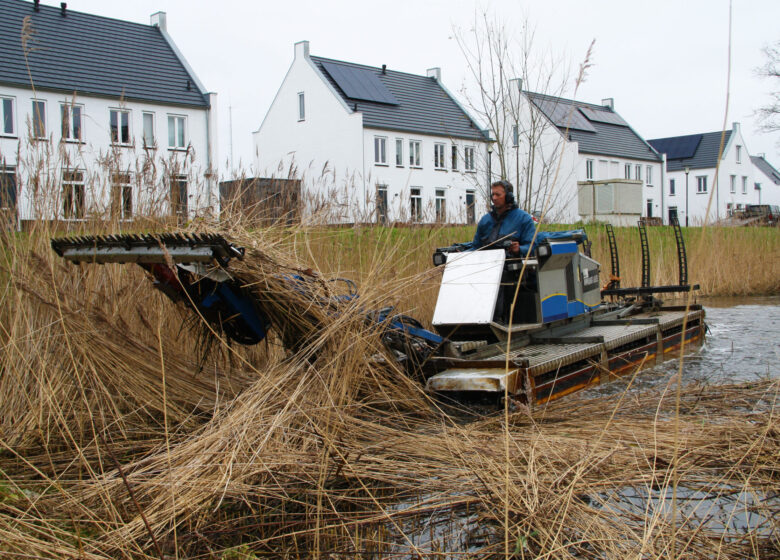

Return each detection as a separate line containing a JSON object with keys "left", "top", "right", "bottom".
{"left": 0, "top": 218, "right": 777, "bottom": 559}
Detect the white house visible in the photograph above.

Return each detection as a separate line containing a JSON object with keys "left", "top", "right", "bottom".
{"left": 253, "top": 41, "right": 491, "bottom": 225}
{"left": 649, "top": 123, "right": 762, "bottom": 225}
{"left": 0, "top": 0, "right": 218, "bottom": 228}
{"left": 750, "top": 154, "right": 780, "bottom": 207}
{"left": 497, "top": 82, "right": 664, "bottom": 224}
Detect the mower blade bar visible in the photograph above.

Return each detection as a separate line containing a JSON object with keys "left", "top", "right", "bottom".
{"left": 51, "top": 233, "right": 245, "bottom": 265}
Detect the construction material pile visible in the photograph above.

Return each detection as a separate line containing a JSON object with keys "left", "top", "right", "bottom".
{"left": 0, "top": 221, "right": 777, "bottom": 559}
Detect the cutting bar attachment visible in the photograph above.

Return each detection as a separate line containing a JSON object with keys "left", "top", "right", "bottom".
{"left": 51, "top": 233, "right": 245, "bottom": 265}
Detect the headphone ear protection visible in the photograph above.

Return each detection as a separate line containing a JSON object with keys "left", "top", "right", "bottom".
{"left": 493, "top": 180, "right": 515, "bottom": 206}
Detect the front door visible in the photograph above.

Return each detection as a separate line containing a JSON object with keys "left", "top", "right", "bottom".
{"left": 668, "top": 206, "right": 678, "bottom": 224}
{"left": 466, "top": 190, "right": 475, "bottom": 224}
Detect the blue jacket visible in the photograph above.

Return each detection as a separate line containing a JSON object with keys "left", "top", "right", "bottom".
{"left": 466, "top": 205, "right": 537, "bottom": 255}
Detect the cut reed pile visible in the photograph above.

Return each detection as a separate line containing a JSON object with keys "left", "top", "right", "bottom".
{"left": 0, "top": 219, "right": 777, "bottom": 559}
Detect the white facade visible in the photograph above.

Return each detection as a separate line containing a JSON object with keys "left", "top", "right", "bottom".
{"left": 662, "top": 123, "right": 759, "bottom": 225}
{"left": 253, "top": 41, "right": 490, "bottom": 224}
{"left": 751, "top": 156, "right": 780, "bottom": 207}
{"left": 0, "top": 13, "right": 217, "bottom": 227}
{"left": 496, "top": 84, "right": 664, "bottom": 224}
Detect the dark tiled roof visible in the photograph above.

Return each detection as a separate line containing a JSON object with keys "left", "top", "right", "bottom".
{"left": 526, "top": 92, "right": 661, "bottom": 162}
{"left": 310, "top": 56, "right": 488, "bottom": 141}
{"left": 750, "top": 155, "right": 780, "bottom": 185}
{"left": 0, "top": 0, "right": 208, "bottom": 107}
{"left": 648, "top": 131, "right": 732, "bottom": 171}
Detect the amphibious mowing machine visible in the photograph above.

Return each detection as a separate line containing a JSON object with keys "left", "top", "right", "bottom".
{"left": 51, "top": 220, "right": 705, "bottom": 406}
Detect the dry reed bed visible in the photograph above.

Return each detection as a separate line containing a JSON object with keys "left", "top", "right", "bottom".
{"left": 0, "top": 220, "right": 778, "bottom": 559}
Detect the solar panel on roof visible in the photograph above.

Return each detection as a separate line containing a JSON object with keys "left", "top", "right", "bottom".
{"left": 579, "top": 107, "right": 628, "bottom": 127}
{"left": 533, "top": 98, "right": 596, "bottom": 132}
{"left": 320, "top": 61, "right": 399, "bottom": 105}
{"left": 650, "top": 135, "right": 702, "bottom": 160}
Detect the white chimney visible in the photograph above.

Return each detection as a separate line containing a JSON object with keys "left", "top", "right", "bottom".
{"left": 601, "top": 98, "right": 614, "bottom": 110}
{"left": 426, "top": 67, "right": 441, "bottom": 81}
{"left": 732, "top": 121, "right": 740, "bottom": 133}
{"left": 150, "top": 11, "right": 167, "bottom": 32}
{"left": 295, "top": 40, "right": 310, "bottom": 60}
{"left": 509, "top": 78, "right": 523, "bottom": 92}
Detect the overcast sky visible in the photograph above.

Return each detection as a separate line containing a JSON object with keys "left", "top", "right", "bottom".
{"left": 38, "top": 0, "right": 780, "bottom": 175}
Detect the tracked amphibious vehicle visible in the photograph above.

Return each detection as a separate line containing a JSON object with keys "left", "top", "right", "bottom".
{"left": 51, "top": 220, "right": 704, "bottom": 406}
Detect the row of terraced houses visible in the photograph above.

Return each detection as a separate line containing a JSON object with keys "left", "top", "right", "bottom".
{"left": 1, "top": 0, "right": 778, "bottom": 228}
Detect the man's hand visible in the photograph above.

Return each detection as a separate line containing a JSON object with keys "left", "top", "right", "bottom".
{"left": 508, "top": 241, "right": 520, "bottom": 255}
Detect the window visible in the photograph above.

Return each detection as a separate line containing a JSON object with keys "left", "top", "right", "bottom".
{"left": 142, "top": 112, "right": 155, "bottom": 148}
{"left": 62, "top": 169, "right": 85, "bottom": 219}
{"left": 111, "top": 172, "right": 132, "bottom": 220}
{"left": 376, "top": 184, "right": 388, "bottom": 224}
{"left": 669, "top": 178, "right": 676, "bottom": 196}
{"left": 696, "top": 176, "right": 707, "bottom": 193}
{"left": 60, "top": 103, "right": 83, "bottom": 142}
{"left": 169, "top": 174, "right": 188, "bottom": 222}
{"left": 736, "top": 145, "right": 742, "bottom": 163}
{"left": 409, "top": 140, "right": 421, "bottom": 167}
{"left": 624, "top": 163, "right": 631, "bottom": 179}
{"left": 465, "top": 190, "right": 475, "bottom": 224}
{"left": 742, "top": 176, "right": 747, "bottom": 194}
{"left": 0, "top": 165, "right": 16, "bottom": 209}
{"left": 298, "top": 92, "right": 305, "bottom": 121}
{"left": 451, "top": 145, "right": 458, "bottom": 170}
{"left": 410, "top": 187, "right": 422, "bottom": 222}
{"left": 110, "top": 109, "right": 131, "bottom": 145}
{"left": 635, "top": 164, "right": 642, "bottom": 182}
{"left": 435, "top": 188, "right": 446, "bottom": 222}
{"left": 374, "top": 136, "right": 387, "bottom": 165}
{"left": 395, "top": 138, "right": 403, "bottom": 166}
{"left": 168, "top": 115, "right": 186, "bottom": 149}
{"left": 726, "top": 202, "right": 733, "bottom": 216}
{"left": 646, "top": 165, "right": 653, "bottom": 186}
{"left": 464, "top": 146, "right": 475, "bottom": 171}
{"left": 585, "top": 159, "right": 594, "bottom": 180}
{"left": 32, "top": 99, "right": 46, "bottom": 138}
{"left": 512, "top": 124, "right": 519, "bottom": 147}
{"left": 434, "top": 143, "right": 446, "bottom": 169}
{"left": 1, "top": 97, "right": 15, "bottom": 136}
{"left": 730, "top": 175, "right": 736, "bottom": 193}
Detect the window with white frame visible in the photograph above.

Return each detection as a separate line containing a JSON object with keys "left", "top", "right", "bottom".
{"left": 451, "top": 145, "right": 458, "bottom": 170}
{"left": 298, "top": 92, "right": 305, "bottom": 121}
{"left": 110, "top": 109, "right": 131, "bottom": 145}
{"left": 395, "top": 138, "right": 403, "bottom": 166}
{"left": 62, "top": 169, "right": 85, "bottom": 219}
{"left": 435, "top": 188, "right": 446, "bottom": 222}
{"left": 169, "top": 174, "right": 188, "bottom": 221}
{"left": 142, "top": 112, "right": 155, "bottom": 148}
{"left": 374, "top": 136, "right": 387, "bottom": 165}
{"left": 669, "top": 178, "right": 676, "bottom": 196}
{"left": 1, "top": 96, "right": 16, "bottom": 136}
{"left": 742, "top": 176, "right": 747, "bottom": 194}
{"left": 410, "top": 187, "right": 422, "bottom": 222}
{"left": 646, "top": 165, "right": 653, "bottom": 186}
{"left": 729, "top": 175, "right": 736, "bottom": 193}
{"left": 60, "top": 102, "right": 83, "bottom": 142}
{"left": 0, "top": 165, "right": 16, "bottom": 209}
{"left": 111, "top": 172, "right": 133, "bottom": 220}
{"left": 409, "top": 140, "right": 421, "bottom": 167}
{"left": 464, "top": 146, "right": 475, "bottom": 171}
{"left": 624, "top": 163, "right": 631, "bottom": 179}
{"left": 32, "top": 99, "right": 46, "bottom": 139}
{"left": 434, "top": 143, "right": 446, "bottom": 169}
{"left": 586, "top": 159, "right": 594, "bottom": 180}
{"left": 697, "top": 176, "right": 707, "bottom": 193}
{"left": 168, "top": 115, "right": 186, "bottom": 149}
{"left": 376, "top": 184, "right": 388, "bottom": 224}
{"left": 635, "top": 164, "right": 642, "bottom": 182}
{"left": 736, "top": 145, "right": 742, "bottom": 163}
{"left": 512, "top": 124, "right": 519, "bottom": 147}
